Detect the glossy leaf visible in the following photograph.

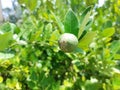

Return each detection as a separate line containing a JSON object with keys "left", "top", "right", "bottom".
{"left": 64, "top": 9, "right": 79, "bottom": 37}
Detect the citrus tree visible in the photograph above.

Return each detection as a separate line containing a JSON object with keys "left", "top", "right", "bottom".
{"left": 0, "top": 0, "right": 120, "bottom": 90}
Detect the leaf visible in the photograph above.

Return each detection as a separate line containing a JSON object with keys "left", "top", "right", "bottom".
{"left": 85, "top": 80, "right": 100, "bottom": 90}
{"left": 114, "top": 54, "right": 120, "bottom": 60}
{"left": 10, "top": 23, "right": 20, "bottom": 34}
{"left": 78, "top": 8, "right": 92, "bottom": 39}
{"left": 109, "top": 40, "right": 120, "bottom": 59}
{"left": 78, "top": 31, "right": 96, "bottom": 50}
{"left": 101, "top": 27, "right": 115, "bottom": 37}
{"left": 84, "top": 19, "right": 93, "bottom": 30}
{"left": 64, "top": 9, "right": 79, "bottom": 37}
{"left": 79, "top": 6, "right": 92, "bottom": 24}
{"left": 0, "top": 76, "right": 3, "bottom": 83}
{"left": 28, "top": 0, "right": 37, "bottom": 11}
{"left": 30, "top": 71, "right": 38, "bottom": 81}
{"left": 0, "top": 52, "right": 14, "bottom": 59}
{"left": 49, "top": 30, "right": 60, "bottom": 46}
{"left": 27, "top": 81, "right": 35, "bottom": 89}
{"left": 112, "top": 73, "right": 120, "bottom": 90}
{"left": 0, "top": 22, "right": 11, "bottom": 33}
{"left": 18, "top": 0, "right": 37, "bottom": 11}
{"left": 101, "top": 20, "right": 112, "bottom": 30}
{"left": 73, "top": 47, "right": 85, "bottom": 54}
{"left": 0, "top": 32, "right": 13, "bottom": 51}
{"left": 0, "top": 22, "right": 20, "bottom": 34}
{"left": 50, "top": 11, "right": 64, "bottom": 33}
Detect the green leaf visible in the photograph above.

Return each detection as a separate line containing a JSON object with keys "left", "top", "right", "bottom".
{"left": 0, "top": 76, "right": 3, "bottom": 83}
{"left": 79, "top": 6, "right": 92, "bottom": 24}
{"left": 0, "top": 32, "right": 13, "bottom": 51}
{"left": 101, "top": 27, "right": 115, "bottom": 37}
{"left": 64, "top": 9, "right": 79, "bottom": 37}
{"left": 78, "top": 31, "right": 96, "bottom": 50}
{"left": 0, "top": 22, "right": 11, "bottom": 33}
{"left": 78, "top": 8, "right": 92, "bottom": 39}
{"left": 27, "top": 81, "right": 36, "bottom": 89}
{"left": 84, "top": 19, "right": 93, "bottom": 30}
{"left": 28, "top": 0, "right": 37, "bottom": 11}
{"left": 101, "top": 20, "right": 112, "bottom": 30}
{"left": 18, "top": 0, "right": 37, "bottom": 11}
{"left": 30, "top": 71, "right": 38, "bottom": 81}
{"left": 109, "top": 40, "right": 120, "bottom": 59}
{"left": 0, "top": 22, "right": 20, "bottom": 34}
{"left": 85, "top": 80, "right": 100, "bottom": 90}
{"left": 50, "top": 11, "right": 64, "bottom": 33}
{"left": 112, "top": 73, "right": 120, "bottom": 90}
{"left": 49, "top": 30, "right": 60, "bottom": 46}
{"left": 114, "top": 54, "right": 120, "bottom": 60}
{"left": 73, "top": 47, "right": 85, "bottom": 54}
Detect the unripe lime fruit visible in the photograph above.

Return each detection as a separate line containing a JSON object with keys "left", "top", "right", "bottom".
{"left": 58, "top": 33, "right": 78, "bottom": 52}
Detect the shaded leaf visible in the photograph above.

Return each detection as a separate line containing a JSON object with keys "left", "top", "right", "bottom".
{"left": 73, "top": 47, "right": 85, "bottom": 54}
{"left": 28, "top": 0, "right": 37, "bottom": 11}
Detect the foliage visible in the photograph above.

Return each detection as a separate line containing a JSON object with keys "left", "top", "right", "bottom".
{"left": 0, "top": 0, "right": 120, "bottom": 90}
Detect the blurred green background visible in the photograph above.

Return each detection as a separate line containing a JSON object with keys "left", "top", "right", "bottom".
{"left": 0, "top": 0, "right": 120, "bottom": 90}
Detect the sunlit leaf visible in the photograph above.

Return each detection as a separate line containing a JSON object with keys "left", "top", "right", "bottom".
{"left": 79, "top": 6, "right": 92, "bottom": 24}
{"left": 110, "top": 40, "right": 120, "bottom": 59}
{"left": 78, "top": 31, "right": 96, "bottom": 50}
{"left": 50, "top": 11, "right": 64, "bottom": 33}
{"left": 0, "top": 32, "right": 13, "bottom": 51}
{"left": 78, "top": 8, "right": 92, "bottom": 39}
{"left": 101, "top": 27, "right": 115, "bottom": 37}
{"left": 49, "top": 30, "right": 60, "bottom": 45}
{"left": 0, "top": 76, "right": 3, "bottom": 83}
{"left": 114, "top": 54, "right": 120, "bottom": 60}
{"left": 18, "top": 0, "right": 37, "bottom": 11}
{"left": 112, "top": 73, "right": 120, "bottom": 90}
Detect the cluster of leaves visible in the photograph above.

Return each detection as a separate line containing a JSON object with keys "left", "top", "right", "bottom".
{"left": 0, "top": 0, "right": 120, "bottom": 90}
